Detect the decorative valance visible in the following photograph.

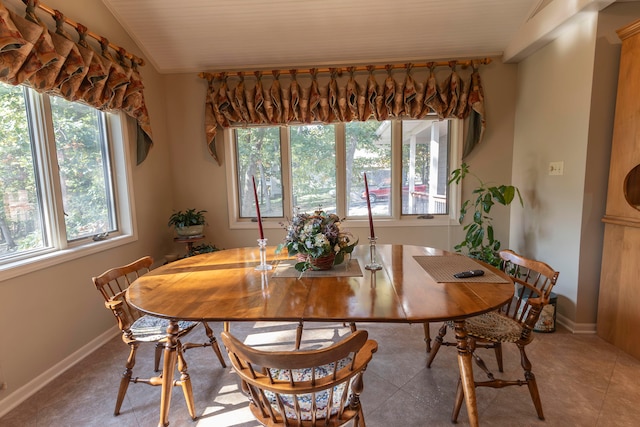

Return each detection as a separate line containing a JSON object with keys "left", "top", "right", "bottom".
{"left": 0, "top": 0, "right": 153, "bottom": 164}
{"left": 200, "top": 58, "right": 489, "bottom": 165}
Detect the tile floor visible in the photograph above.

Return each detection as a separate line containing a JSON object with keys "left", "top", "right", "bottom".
{"left": 1, "top": 321, "right": 639, "bottom": 427}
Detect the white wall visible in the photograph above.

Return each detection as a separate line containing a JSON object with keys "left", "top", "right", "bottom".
{"left": 510, "top": 2, "right": 640, "bottom": 329}
{"left": 511, "top": 12, "right": 598, "bottom": 325}
{"left": 0, "top": 0, "right": 176, "bottom": 415}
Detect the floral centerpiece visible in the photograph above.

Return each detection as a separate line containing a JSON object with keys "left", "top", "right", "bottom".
{"left": 277, "top": 209, "right": 357, "bottom": 273}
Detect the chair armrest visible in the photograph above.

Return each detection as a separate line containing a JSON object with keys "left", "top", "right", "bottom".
{"left": 526, "top": 296, "right": 548, "bottom": 307}
{"left": 105, "top": 300, "right": 123, "bottom": 310}
{"left": 105, "top": 299, "right": 133, "bottom": 334}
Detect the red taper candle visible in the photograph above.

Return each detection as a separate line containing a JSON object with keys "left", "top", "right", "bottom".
{"left": 252, "top": 176, "right": 264, "bottom": 239}
{"left": 364, "top": 173, "right": 375, "bottom": 239}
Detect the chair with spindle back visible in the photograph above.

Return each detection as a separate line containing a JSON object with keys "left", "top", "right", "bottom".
{"left": 425, "top": 249, "right": 559, "bottom": 421}
{"left": 222, "top": 329, "right": 378, "bottom": 426}
{"left": 92, "top": 256, "right": 226, "bottom": 418}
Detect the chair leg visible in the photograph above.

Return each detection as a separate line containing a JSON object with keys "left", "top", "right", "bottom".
{"left": 154, "top": 342, "right": 163, "bottom": 372}
{"left": 426, "top": 323, "right": 448, "bottom": 368}
{"left": 527, "top": 374, "right": 544, "bottom": 420}
{"left": 349, "top": 322, "right": 357, "bottom": 332}
{"left": 494, "top": 342, "right": 504, "bottom": 372}
{"left": 519, "top": 344, "right": 544, "bottom": 420}
{"left": 115, "top": 342, "right": 138, "bottom": 415}
{"left": 423, "top": 322, "right": 432, "bottom": 353}
{"left": 295, "top": 321, "right": 304, "bottom": 350}
{"left": 451, "top": 377, "right": 465, "bottom": 423}
{"left": 202, "top": 322, "right": 226, "bottom": 368}
{"left": 177, "top": 342, "right": 197, "bottom": 420}
{"left": 355, "top": 405, "right": 366, "bottom": 427}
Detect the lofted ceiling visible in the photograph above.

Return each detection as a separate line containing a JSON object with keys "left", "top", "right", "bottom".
{"left": 101, "top": 0, "right": 619, "bottom": 74}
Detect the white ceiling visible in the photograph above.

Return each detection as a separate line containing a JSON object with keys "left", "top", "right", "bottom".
{"left": 101, "top": 0, "right": 619, "bottom": 74}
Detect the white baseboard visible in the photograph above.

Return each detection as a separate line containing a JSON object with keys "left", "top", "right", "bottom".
{"left": 0, "top": 326, "right": 119, "bottom": 419}
{"left": 556, "top": 313, "right": 597, "bottom": 334}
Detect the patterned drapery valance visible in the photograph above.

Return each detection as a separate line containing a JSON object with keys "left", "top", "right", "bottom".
{"left": 0, "top": 0, "right": 153, "bottom": 164}
{"left": 201, "top": 59, "right": 488, "bottom": 165}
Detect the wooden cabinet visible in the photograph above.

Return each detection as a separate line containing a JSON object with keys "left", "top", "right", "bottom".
{"left": 597, "top": 19, "right": 640, "bottom": 359}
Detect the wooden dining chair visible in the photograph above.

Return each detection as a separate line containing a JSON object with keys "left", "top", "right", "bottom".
{"left": 222, "top": 329, "right": 378, "bottom": 427}
{"left": 425, "top": 249, "right": 559, "bottom": 421}
{"left": 92, "top": 256, "right": 227, "bottom": 418}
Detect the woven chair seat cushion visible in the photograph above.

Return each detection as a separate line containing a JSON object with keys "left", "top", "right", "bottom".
{"left": 130, "top": 315, "right": 196, "bottom": 342}
{"left": 265, "top": 357, "right": 354, "bottom": 421}
{"left": 448, "top": 312, "right": 523, "bottom": 343}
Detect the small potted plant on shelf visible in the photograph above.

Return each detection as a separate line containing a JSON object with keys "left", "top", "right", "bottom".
{"left": 168, "top": 209, "right": 207, "bottom": 237}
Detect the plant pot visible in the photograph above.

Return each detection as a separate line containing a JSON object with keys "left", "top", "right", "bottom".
{"left": 175, "top": 225, "right": 204, "bottom": 237}
{"left": 297, "top": 252, "right": 336, "bottom": 270}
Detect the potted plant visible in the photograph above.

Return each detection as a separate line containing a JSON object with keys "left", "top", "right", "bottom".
{"left": 449, "top": 163, "right": 523, "bottom": 267}
{"left": 168, "top": 209, "right": 207, "bottom": 237}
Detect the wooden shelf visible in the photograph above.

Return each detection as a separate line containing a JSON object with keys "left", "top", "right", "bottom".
{"left": 174, "top": 235, "right": 205, "bottom": 256}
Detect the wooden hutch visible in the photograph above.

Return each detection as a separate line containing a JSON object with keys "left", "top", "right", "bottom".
{"left": 597, "top": 19, "right": 640, "bottom": 359}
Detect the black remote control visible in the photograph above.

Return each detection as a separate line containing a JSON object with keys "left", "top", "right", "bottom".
{"left": 453, "top": 269, "right": 485, "bottom": 278}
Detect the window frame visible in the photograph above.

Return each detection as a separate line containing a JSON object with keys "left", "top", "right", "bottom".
{"left": 0, "top": 87, "right": 137, "bottom": 282}
{"left": 225, "top": 118, "right": 463, "bottom": 232}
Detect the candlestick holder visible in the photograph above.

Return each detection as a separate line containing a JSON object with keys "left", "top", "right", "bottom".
{"left": 365, "top": 237, "right": 382, "bottom": 271}
{"left": 261, "top": 271, "right": 270, "bottom": 297}
{"left": 255, "top": 238, "right": 273, "bottom": 271}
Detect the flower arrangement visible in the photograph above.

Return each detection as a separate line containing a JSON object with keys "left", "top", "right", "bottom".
{"left": 277, "top": 209, "right": 357, "bottom": 272}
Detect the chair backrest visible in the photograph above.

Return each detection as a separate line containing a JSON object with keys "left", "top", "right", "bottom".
{"left": 499, "top": 249, "right": 559, "bottom": 331}
{"left": 92, "top": 256, "right": 153, "bottom": 332}
{"left": 222, "top": 329, "right": 378, "bottom": 426}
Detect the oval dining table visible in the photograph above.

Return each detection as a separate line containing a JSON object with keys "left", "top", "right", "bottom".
{"left": 127, "top": 244, "right": 514, "bottom": 427}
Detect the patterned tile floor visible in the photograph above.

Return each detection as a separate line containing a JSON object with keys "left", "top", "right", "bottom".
{"left": 1, "top": 321, "right": 639, "bottom": 426}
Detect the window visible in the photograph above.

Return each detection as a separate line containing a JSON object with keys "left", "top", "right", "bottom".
{"left": 226, "top": 118, "right": 462, "bottom": 229}
{"left": 0, "top": 82, "right": 134, "bottom": 274}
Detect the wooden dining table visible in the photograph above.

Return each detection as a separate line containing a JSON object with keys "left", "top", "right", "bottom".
{"left": 127, "top": 244, "right": 514, "bottom": 427}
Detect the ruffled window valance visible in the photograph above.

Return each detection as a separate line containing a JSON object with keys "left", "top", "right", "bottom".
{"left": 0, "top": 0, "right": 153, "bottom": 164}
{"left": 201, "top": 59, "right": 489, "bottom": 165}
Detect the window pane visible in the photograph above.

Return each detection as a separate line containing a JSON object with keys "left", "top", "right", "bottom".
{"left": 50, "top": 96, "right": 115, "bottom": 240}
{"left": 0, "top": 85, "right": 47, "bottom": 258}
{"left": 401, "top": 120, "right": 449, "bottom": 215}
{"left": 235, "top": 127, "right": 283, "bottom": 218}
{"left": 346, "top": 121, "right": 392, "bottom": 217}
{"left": 290, "top": 125, "right": 336, "bottom": 213}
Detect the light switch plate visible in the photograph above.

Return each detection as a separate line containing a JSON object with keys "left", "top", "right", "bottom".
{"left": 549, "top": 161, "right": 564, "bottom": 176}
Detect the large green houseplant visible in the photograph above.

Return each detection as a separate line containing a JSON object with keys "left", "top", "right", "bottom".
{"left": 449, "top": 163, "right": 523, "bottom": 267}
{"left": 168, "top": 208, "right": 207, "bottom": 237}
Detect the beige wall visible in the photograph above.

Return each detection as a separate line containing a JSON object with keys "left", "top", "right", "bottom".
{"left": 0, "top": 0, "right": 176, "bottom": 413}
{"left": 510, "top": 2, "right": 640, "bottom": 328}
{"left": 4, "top": 0, "right": 635, "bottom": 416}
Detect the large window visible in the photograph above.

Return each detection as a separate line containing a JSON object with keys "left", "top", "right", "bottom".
{"left": 227, "top": 118, "right": 461, "bottom": 229}
{"left": 0, "top": 82, "right": 133, "bottom": 273}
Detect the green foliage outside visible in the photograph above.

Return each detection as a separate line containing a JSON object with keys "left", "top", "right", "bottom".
{"left": 236, "top": 121, "right": 430, "bottom": 217}
{"left": 0, "top": 84, "right": 42, "bottom": 253}
{"left": 50, "top": 95, "right": 112, "bottom": 240}
{"left": 0, "top": 83, "right": 111, "bottom": 256}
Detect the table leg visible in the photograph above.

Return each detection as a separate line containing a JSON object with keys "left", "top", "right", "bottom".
{"left": 158, "top": 320, "right": 179, "bottom": 427}
{"left": 454, "top": 319, "right": 479, "bottom": 427}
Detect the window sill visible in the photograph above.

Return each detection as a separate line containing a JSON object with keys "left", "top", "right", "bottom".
{"left": 0, "top": 234, "right": 136, "bottom": 283}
